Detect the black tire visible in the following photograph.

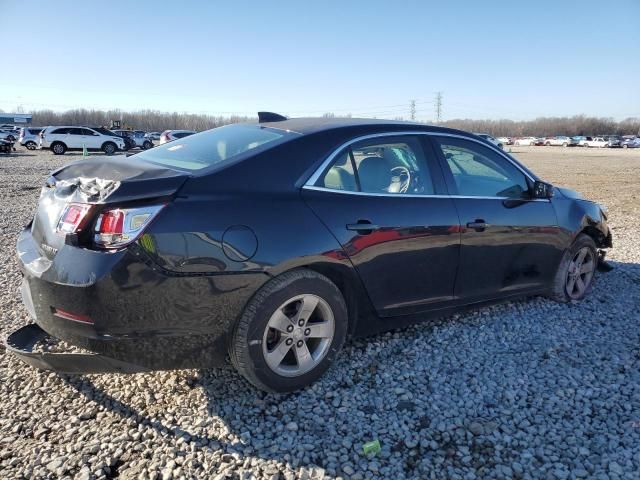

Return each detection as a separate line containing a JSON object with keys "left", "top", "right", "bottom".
{"left": 102, "top": 142, "right": 116, "bottom": 155}
{"left": 229, "top": 269, "right": 348, "bottom": 393}
{"left": 545, "top": 141, "right": 550, "bottom": 146}
{"left": 622, "top": 144, "right": 628, "bottom": 149}
{"left": 547, "top": 234, "right": 597, "bottom": 302}
{"left": 51, "top": 142, "right": 66, "bottom": 155}
{"left": 25, "top": 141, "right": 37, "bottom": 150}
{"left": 143, "top": 141, "right": 153, "bottom": 150}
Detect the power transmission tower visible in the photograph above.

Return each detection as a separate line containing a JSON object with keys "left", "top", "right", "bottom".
{"left": 435, "top": 92, "right": 443, "bottom": 123}
{"left": 410, "top": 99, "right": 416, "bottom": 121}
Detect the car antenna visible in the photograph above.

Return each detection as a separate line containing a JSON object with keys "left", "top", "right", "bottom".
{"left": 258, "top": 112, "right": 288, "bottom": 123}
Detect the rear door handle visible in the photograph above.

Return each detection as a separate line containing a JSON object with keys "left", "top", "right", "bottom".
{"left": 346, "top": 220, "right": 379, "bottom": 235}
{"left": 466, "top": 219, "right": 489, "bottom": 231}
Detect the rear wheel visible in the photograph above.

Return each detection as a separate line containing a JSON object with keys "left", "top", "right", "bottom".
{"left": 562, "top": 142, "right": 568, "bottom": 147}
{"left": 548, "top": 234, "right": 597, "bottom": 302}
{"left": 143, "top": 141, "right": 153, "bottom": 150}
{"left": 102, "top": 142, "right": 116, "bottom": 155}
{"left": 622, "top": 144, "right": 628, "bottom": 149}
{"left": 51, "top": 142, "right": 66, "bottom": 155}
{"left": 229, "top": 269, "right": 348, "bottom": 392}
{"left": 25, "top": 141, "right": 37, "bottom": 150}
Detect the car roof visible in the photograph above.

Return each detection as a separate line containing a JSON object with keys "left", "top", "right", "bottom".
{"left": 258, "top": 116, "right": 464, "bottom": 136}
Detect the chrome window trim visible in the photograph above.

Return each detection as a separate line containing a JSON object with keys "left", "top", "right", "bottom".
{"left": 303, "top": 130, "right": 536, "bottom": 188}
{"left": 302, "top": 184, "right": 551, "bottom": 202}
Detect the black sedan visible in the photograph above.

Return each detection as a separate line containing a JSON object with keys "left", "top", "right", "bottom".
{"left": 7, "top": 114, "right": 612, "bottom": 392}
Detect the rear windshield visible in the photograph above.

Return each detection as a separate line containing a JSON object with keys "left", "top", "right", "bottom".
{"left": 134, "top": 124, "right": 295, "bottom": 171}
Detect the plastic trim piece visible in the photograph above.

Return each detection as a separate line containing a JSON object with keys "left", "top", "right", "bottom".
{"left": 4, "top": 324, "right": 148, "bottom": 374}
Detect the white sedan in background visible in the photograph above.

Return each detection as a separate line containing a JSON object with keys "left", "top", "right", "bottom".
{"left": 583, "top": 137, "right": 608, "bottom": 148}
{"left": 514, "top": 136, "right": 538, "bottom": 146}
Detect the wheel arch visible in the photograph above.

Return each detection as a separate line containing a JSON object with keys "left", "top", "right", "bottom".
{"left": 299, "top": 262, "right": 375, "bottom": 337}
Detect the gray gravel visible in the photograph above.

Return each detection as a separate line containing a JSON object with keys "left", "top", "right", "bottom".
{"left": 1, "top": 146, "right": 640, "bottom": 479}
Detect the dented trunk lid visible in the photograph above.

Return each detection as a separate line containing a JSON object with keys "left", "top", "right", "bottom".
{"left": 31, "top": 156, "right": 190, "bottom": 258}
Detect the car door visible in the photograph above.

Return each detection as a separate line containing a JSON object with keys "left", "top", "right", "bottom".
{"left": 81, "top": 128, "right": 101, "bottom": 149}
{"left": 431, "top": 135, "right": 564, "bottom": 302}
{"left": 302, "top": 133, "right": 461, "bottom": 317}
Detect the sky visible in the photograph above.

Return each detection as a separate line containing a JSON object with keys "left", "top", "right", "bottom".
{"left": 1, "top": 0, "right": 639, "bottom": 121}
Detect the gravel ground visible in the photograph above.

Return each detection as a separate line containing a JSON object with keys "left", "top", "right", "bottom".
{"left": 1, "top": 146, "right": 639, "bottom": 480}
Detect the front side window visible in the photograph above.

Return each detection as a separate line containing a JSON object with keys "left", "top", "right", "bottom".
{"left": 434, "top": 137, "right": 529, "bottom": 198}
{"left": 316, "top": 136, "right": 435, "bottom": 195}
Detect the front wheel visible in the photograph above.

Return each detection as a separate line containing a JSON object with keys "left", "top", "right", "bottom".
{"left": 229, "top": 269, "right": 348, "bottom": 392}
{"left": 622, "top": 144, "right": 628, "bottom": 149}
{"left": 25, "top": 141, "right": 37, "bottom": 150}
{"left": 51, "top": 142, "right": 66, "bottom": 155}
{"left": 102, "top": 142, "right": 116, "bottom": 155}
{"left": 143, "top": 141, "right": 153, "bottom": 150}
{"left": 548, "top": 234, "right": 597, "bottom": 302}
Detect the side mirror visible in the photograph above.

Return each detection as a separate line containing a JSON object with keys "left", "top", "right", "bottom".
{"left": 532, "top": 180, "right": 554, "bottom": 199}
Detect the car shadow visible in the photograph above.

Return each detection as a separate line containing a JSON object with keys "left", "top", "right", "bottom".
{"left": 57, "top": 259, "right": 638, "bottom": 476}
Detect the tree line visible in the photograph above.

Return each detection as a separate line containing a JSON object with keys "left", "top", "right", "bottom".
{"left": 29, "top": 109, "right": 252, "bottom": 132}
{"left": 25, "top": 109, "right": 640, "bottom": 137}
{"left": 440, "top": 115, "right": 640, "bottom": 137}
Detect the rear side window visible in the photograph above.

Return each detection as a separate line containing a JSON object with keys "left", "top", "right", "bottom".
{"left": 434, "top": 137, "right": 529, "bottom": 199}
{"left": 317, "top": 136, "right": 435, "bottom": 195}
{"left": 135, "top": 124, "right": 293, "bottom": 171}
{"left": 51, "top": 128, "right": 70, "bottom": 134}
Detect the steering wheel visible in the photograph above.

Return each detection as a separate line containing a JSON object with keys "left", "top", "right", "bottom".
{"left": 390, "top": 166, "right": 411, "bottom": 193}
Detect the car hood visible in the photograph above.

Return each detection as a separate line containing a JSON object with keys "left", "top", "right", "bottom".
{"left": 554, "top": 186, "right": 584, "bottom": 200}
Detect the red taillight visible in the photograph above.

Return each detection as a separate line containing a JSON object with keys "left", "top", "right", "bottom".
{"left": 52, "top": 307, "right": 93, "bottom": 324}
{"left": 56, "top": 203, "right": 92, "bottom": 234}
{"left": 99, "top": 209, "right": 124, "bottom": 234}
{"left": 94, "top": 205, "right": 165, "bottom": 249}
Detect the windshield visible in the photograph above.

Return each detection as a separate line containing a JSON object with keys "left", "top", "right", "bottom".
{"left": 134, "top": 124, "right": 295, "bottom": 171}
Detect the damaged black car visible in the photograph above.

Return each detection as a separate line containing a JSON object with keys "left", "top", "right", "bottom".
{"left": 7, "top": 114, "right": 612, "bottom": 392}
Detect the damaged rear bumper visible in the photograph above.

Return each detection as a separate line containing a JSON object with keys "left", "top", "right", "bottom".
{"left": 5, "top": 324, "right": 148, "bottom": 374}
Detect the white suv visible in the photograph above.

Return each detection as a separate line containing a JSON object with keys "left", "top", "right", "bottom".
{"left": 40, "top": 126, "right": 125, "bottom": 155}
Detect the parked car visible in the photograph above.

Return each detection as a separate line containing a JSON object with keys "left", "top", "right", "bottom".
{"left": 621, "top": 136, "right": 640, "bottom": 148}
{"left": 0, "top": 138, "right": 14, "bottom": 153}
{"left": 571, "top": 136, "right": 590, "bottom": 147}
{"left": 603, "top": 135, "right": 621, "bottom": 148}
{"left": 496, "top": 136, "right": 512, "bottom": 145}
{"left": 39, "top": 126, "right": 126, "bottom": 155}
{"left": 474, "top": 133, "right": 503, "bottom": 149}
{"left": 133, "top": 130, "right": 154, "bottom": 150}
{"left": 7, "top": 115, "right": 612, "bottom": 393}
{"left": 111, "top": 130, "right": 137, "bottom": 151}
{"left": 18, "top": 127, "right": 44, "bottom": 150}
{"left": 112, "top": 130, "right": 153, "bottom": 150}
{"left": 544, "top": 136, "right": 578, "bottom": 147}
{"left": 583, "top": 137, "right": 609, "bottom": 148}
{"left": 0, "top": 129, "right": 18, "bottom": 142}
{"left": 159, "top": 129, "right": 196, "bottom": 145}
{"left": 145, "top": 132, "right": 161, "bottom": 142}
{"left": 514, "top": 136, "right": 538, "bottom": 146}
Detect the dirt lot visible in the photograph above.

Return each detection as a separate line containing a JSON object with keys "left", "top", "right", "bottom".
{"left": 0, "top": 145, "right": 639, "bottom": 479}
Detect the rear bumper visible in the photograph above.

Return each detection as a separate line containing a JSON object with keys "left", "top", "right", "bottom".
{"left": 13, "top": 227, "right": 269, "bottom": 372}
{"left": 5, "top": 324, "right": 148, "bottom": 374}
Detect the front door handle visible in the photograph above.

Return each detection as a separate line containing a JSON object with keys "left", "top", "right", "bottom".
{"left": 346, "top": 220, "right": 379, "bottom": 235}
{"left": 466, "top": 219, "right": 489, "bottom": 231}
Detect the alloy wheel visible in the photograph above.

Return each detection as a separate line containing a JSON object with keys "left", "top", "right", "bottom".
{"left": 262, "top": 294, "right": 335, "bottom": 377}
{"left": 566, "top": 247, "right": 595, "bottom": 299}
